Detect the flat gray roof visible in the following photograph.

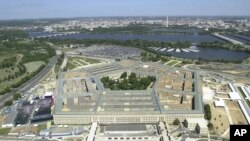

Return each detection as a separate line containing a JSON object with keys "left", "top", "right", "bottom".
{"left": 106, "top": 124, "right": 147, "bottom": 132}
{"left": 54, "top": 60, "right": 203, "bottom": 115}
{"left": 3, "top": 111, "right": 18, "bottom": 125}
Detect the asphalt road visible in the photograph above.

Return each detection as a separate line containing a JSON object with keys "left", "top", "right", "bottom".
{"left": 0, "top": 56, "right": 58, "bottom": 108}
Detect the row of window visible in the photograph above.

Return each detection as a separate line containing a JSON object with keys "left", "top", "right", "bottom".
{"left": 55, "top": 115, "right": 203, "bottom": 124}
{"left": 106, "top": 137, "right": 149, "bottom": 140}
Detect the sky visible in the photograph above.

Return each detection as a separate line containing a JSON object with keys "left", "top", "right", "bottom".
{"left": 0, "top": 0, "right": 250, "bottom": 20}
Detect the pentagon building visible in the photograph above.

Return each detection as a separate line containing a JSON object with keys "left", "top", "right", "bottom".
{"left": 53, "top": 60, "right": 203, "bottom": 124}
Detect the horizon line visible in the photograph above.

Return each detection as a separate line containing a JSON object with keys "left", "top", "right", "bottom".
{"left": 1, "top": 15, "right": 250, "bottom": 21}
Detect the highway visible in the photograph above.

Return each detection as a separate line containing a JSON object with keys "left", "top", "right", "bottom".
{"left": 0, "top": 54, "right": 58, "bottom": 108}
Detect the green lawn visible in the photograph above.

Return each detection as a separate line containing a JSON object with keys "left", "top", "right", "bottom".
{"left": 17, "top": 39, "right": 32, "bottom": 44}
{"left": 54, "top": 64, "right": 61, "bottom": 73}
{"left": 66, "top": 61, "right": 77, "bottom": 70}
{"left": 37, "top": 124, "right": 47, "bottom": 132}
{"left": 70, "top": 57, "right": 100, "bottom": 64}
{"left": 0, "top": 128, "right": 11, "bottom": 135}
{"left": 60, "top": 47, "right": 73, "bottom": 53}
{"left": 0, "top": 52, "right": 16, "bottom": 62}
{"left": 24, "top": 61, "right": 45, "bottom": 73}
{"left": 66, "top": 57, "right": 100, "bottom": 70}
{"left": 83, "top": 57, "right": 100, "bottom": 64}
{"left": 74, "top": 59, "right": 88, "bottom": 65}
{"left": 165, "top": 60, "right": 181, "bottom": 66}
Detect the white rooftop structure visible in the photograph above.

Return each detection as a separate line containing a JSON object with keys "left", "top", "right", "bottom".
{"left": 229, "top": 92, "right": 241, "bottom": 100}
{"left": 142, "top": 65, "right": 149, "bottom": 68}
{"left": 44, "top": 92, "right": 53, "bottom": 97}
{"left": 228, "top": 83, "right": 236, "bottom": 92}
{"left": 187, "top": 118, "right": 208, "bottom": 127}
{"left": 87, "top": 122, "right": 98, "bottom": 141}
{"left": 202, "top": 87, "right": 215, "bottom": 103}
{"left": 214, "top": 99, "right": 225, "bottom": 107}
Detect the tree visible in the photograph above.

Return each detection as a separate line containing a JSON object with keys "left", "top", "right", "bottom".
{"left": 129, "top": 72, "right": 136, "bottom": 80}
{"left": 204, "top": 104, "right": 212, "bottom": 120}
{"left": 120, "top": 72, "right": 127, "bottom": 79}
{"left": 207, "top": 123, "right": 214, "bottom": 129}
{"left": 4, "top": 100, "right": 13, "bottom": 107}
{"left": 13, "top": 93, "right": 22, "bottom": 100}
{"left": 173, "top": 118, "right": 180, "bottom": 125}
{"left": 140, "top": 77, "right": 150, "bottom": 88}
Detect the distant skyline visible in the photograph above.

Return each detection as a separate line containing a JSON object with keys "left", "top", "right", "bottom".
{"left": 0, "top": 0, "right": 250, "bottom": 20}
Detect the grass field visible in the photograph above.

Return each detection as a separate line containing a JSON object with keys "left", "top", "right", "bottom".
{"left": 66, "top": 57, "right": 100, "bottom": 70}
{"left": 66, "top": 61, "right": 77, "bottom": 70}
{"left": 0, "top": 128, "right": 11, "bottom": 135}
{"left": 24, "top": 61, "right": 45, "bottom": 73}
{"left": 60, "top": 47, "right": 74, "bottom": 53}
{"left": 17, "top": 39, "right": 32, "bottom": 44}
{"left": 54, "top": 64, "right": 61, "bottom": 73}
{"left": 0, "top": 52, "right": 16, "bottom": 62}
{"left": 37, "top": 123, "right": 47, "bottom": 133}
{"left": 164, "top": 60, "right": 182, "bottom": 66}
{"left": 83, "top": 57, "right": 100, "bottom": 64}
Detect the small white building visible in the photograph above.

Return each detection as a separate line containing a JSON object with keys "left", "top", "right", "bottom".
{"left": 43, "top": 91, "right": 53, "bottom": 98}
{"left": 184, "top": 118, "right": 208, "bottom": 135}
{"left": 229, "top": 92, "right": 241, "bottom": 100}
{"left": 214, "top": 99, "right": 225, "bottom": 107}
{"left": 202, "top": 87, "right": 215, "bottom": 103}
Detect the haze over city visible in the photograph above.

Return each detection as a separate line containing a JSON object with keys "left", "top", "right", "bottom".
{"left": 0, "top": 0, "right": 250, "bottom": 20}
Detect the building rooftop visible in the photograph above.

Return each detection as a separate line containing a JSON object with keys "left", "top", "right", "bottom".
{"left": 229, "top": 92, "right": 241, "bottom": 100}
{"left": 105, "top": 124, "right": 147, "bottom": 132}
{"left": 2, "top": 111, "right": 18, "bottom": 126}
{"left": 54, "top": 60, "right": 203, "bottom": 116}
{"left": 214, "top": 99, "right": 225, "bottom": 107}
{"left": 185, "top": 118, "right": 208, "bottom": 127}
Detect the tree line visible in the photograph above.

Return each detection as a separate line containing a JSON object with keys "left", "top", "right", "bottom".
{"left": 42, "top": 38, "right": 191, "bottom": 50}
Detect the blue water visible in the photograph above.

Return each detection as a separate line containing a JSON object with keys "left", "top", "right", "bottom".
{"left": 29, "top": 32, "right": 222, "bottom": 43}
{"left": 28, "top": 32, "right": 249, "bottom": 60}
